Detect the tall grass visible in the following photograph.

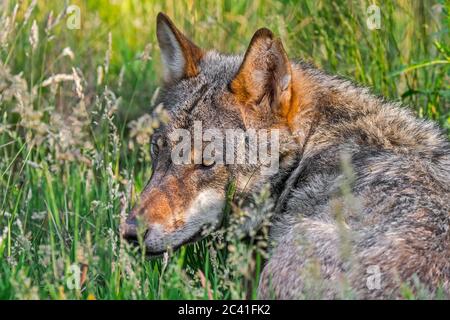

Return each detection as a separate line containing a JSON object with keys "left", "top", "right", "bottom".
{"left": 0, "top": 0, "right": 448, "bottom": 299}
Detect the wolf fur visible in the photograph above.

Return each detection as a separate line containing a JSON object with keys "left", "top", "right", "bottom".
{"left": 122, "top": 13, "right": 450, "bottom": 299}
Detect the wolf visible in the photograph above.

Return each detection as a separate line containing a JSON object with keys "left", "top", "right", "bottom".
{"left": 121, "top": 12, "right": 450, "bottom": 299}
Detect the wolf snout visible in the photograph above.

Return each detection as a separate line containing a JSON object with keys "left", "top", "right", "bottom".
{"left": 120, "top": 217, "right": 140, "bottom": 243}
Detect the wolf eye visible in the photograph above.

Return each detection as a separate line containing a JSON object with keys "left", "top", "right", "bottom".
{"left": 150, "top": 142, "right": 158, "bottom": 157}
{"left": 150, "top": 137, "right": 163, "bottom": 157}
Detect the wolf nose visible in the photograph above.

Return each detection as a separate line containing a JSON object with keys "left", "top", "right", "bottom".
{"left": 121, "top": 218, "right": 139, "bottom": 243}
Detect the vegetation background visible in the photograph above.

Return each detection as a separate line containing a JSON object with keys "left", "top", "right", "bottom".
{"left": 0, "top": 0, "right": 448, "bottom": 299}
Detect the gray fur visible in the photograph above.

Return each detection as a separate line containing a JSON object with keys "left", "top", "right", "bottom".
{"left": 127, "top": 16, "right": 450, "bottom": 299}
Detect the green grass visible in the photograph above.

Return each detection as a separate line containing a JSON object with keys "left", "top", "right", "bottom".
{"left": 0, "top": 0, "right": 449, "bottom": 299}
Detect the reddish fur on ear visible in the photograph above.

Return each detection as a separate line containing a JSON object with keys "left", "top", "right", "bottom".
{"left": 230, "top": 28, "right": 275, "bottom": 104}
{"left": 230, "top": 28, "right": 293, "bottom": 123}
{"left": 157, "top": 12, "right": 204, "bottom": 81}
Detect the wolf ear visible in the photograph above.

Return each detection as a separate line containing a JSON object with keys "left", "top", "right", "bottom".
{"left": 230, "top": 28, "right": 292, "bottom": 116}
{"left": 156, "top": 12, "right": 203, "bottom": 83}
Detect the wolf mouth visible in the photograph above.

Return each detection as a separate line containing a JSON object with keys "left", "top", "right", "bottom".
{"left": 126, "top": 228, "right": 206, "bottom": 258}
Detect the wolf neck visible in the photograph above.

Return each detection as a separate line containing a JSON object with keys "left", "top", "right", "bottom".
{"left": 266, "top": 63, "right": 358, "bottom": 218}
{"left": 263, "top": 69, "right": 315, "bottom": 208}
{"left": 287, "top": 60, "right": 445, "bottom": 154}
{"left": 268, "top": 63, "right": 329, "bottom": 194}
{"left": 269, "top": 60, "right": 446, "bottom": 216}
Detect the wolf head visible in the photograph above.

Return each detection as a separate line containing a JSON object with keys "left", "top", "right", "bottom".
{"left": 121, "top": 13, "right": 300, "bottom": 255}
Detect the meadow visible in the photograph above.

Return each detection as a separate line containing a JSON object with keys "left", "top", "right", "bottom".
{"left": 0, "top": 0, "right": 448, "bottom": 299}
